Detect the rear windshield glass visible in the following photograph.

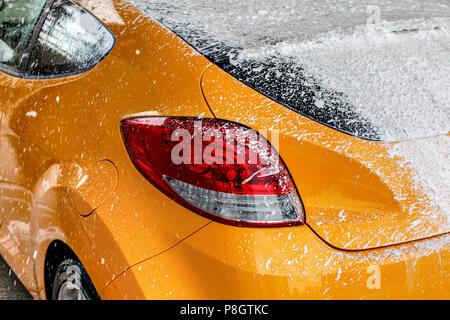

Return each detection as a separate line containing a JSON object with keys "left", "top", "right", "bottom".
{"left": 129, "top": 0, "right": 450, "bottom": 141}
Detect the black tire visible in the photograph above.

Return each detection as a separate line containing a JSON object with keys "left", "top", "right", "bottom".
{"left": 51, "top": 259, "right": 100, "bottom": 300}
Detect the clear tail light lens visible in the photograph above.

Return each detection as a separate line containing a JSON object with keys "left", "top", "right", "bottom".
{"left": 120, "top": 117, "right": 304, "bottom": 227}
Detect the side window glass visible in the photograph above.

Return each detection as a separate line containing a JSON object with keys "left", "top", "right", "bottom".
{"left": 0, "top": 0, "right": 46, "bottom": 73}
{"left": 27, "top": 0, "right": 115, "bottom": 77}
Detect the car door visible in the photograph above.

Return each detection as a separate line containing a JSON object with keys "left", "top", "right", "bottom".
{"left": 0, "top": 0, "right": 49, "bottom": 292}
{"left": 0, "top": 0, "right": 115, "bottom": 258}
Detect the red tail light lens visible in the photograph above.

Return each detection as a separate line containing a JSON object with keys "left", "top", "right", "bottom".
{"left": 120, "top": 117, "right": 304, "bottom": 227}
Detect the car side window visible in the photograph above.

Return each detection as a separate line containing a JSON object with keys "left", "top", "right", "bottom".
{"left": 27, "top": 0, "right": 115, "bottom": 78}
{"left": 0, "top": 0, "right": 47, "bottom": 74}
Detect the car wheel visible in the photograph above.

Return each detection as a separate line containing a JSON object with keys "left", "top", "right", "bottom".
{"left": 52, "top": 259, "right": 99, "bottom": 300}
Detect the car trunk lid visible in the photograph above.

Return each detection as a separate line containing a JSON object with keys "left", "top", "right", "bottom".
{"left": 201, "top": 65, "right": 449, "bottom": 250}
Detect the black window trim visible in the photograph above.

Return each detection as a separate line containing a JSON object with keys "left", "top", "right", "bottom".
{"left": 19, "top": 0, "right": 56, "bottom": 74}
{"left": 0, "top": 0, "right": 116, "bottom": 80}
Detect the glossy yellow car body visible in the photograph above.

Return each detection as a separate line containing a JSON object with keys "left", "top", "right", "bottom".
{"left": 0, "top": 0, "right": 448, "bottom": 299}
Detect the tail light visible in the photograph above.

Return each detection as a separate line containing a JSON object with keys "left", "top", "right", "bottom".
{"left": 120, "top": 117, "right": 304, "bottom": 227}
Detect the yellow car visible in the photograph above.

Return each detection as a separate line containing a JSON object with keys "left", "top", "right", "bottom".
{"left": 0, "top": 0, "right": 448, "bottom": 300}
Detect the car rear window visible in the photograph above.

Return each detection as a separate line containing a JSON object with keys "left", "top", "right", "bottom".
{"left": 128, "top": 0, "right": 450, "bottom": 141}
